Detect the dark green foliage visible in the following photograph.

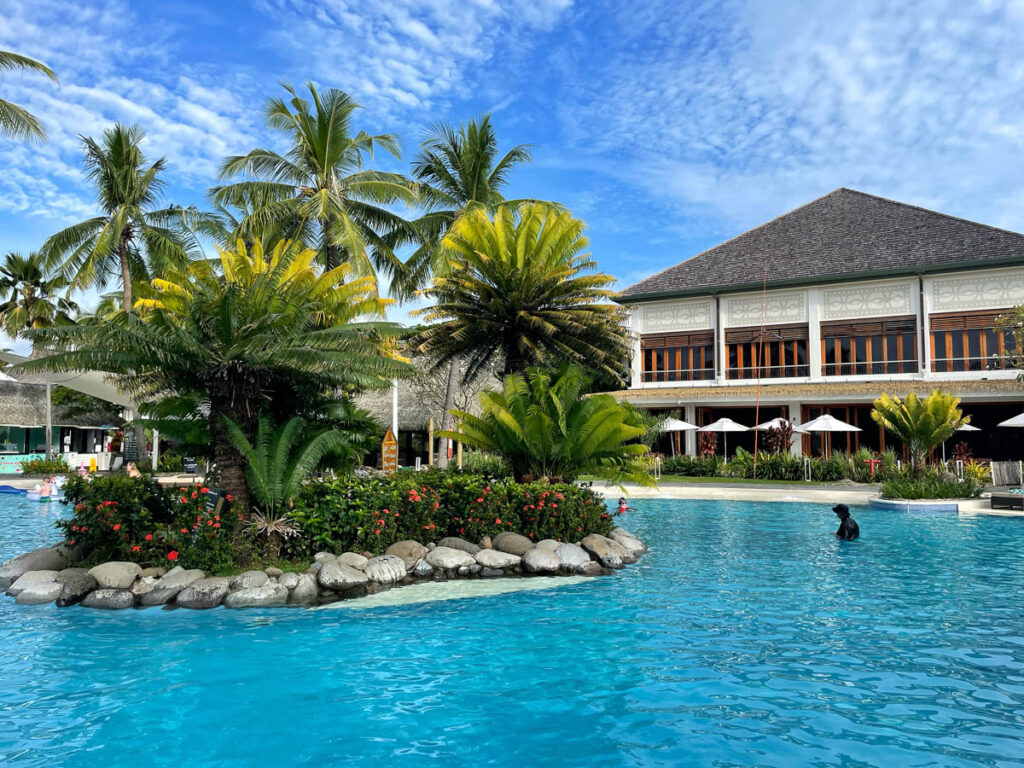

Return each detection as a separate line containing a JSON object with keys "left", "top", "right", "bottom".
{"left": 18, "top": 456, "right": 70, "bottom": 476}
{"left": 661, "top": 448, "right": 905, "bottom": 483}
{"left": 880, "top": 475, "right": 981, "bottom": 500}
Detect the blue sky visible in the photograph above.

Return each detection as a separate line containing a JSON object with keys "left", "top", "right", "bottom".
{"left": 3, "top": 0, "right": 1024, "bottom": 352}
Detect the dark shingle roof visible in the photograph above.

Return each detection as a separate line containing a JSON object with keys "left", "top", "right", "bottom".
{"left": 619, "top": 188, "right": 1024, "bottom": 300}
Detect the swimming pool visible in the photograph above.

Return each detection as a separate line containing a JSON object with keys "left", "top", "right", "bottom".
{"left": 2, "top": 494, "right": 1023, "bottom": 767}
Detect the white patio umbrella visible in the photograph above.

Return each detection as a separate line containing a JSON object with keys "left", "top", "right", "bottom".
{"left": 944, "top": 421, "right": 981, "bottom": 462}
{"left": 755, "top": 417, "right": 809, "bottom": 434}
{"left": 799, "top": 413, "right": 861, "bottom": 458}
{"left": 697, "top": 417, "right": 749, "bottom": 461}
{"left": 997, "top": 413, "right": 1024, "bottom": 428}
{"left": 660, "top": 417, "right": 698, "bottom": 456}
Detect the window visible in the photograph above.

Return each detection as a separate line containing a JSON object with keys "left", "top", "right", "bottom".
{"left": 641, "top": 331, "right": 715, "bottom": 382}
{"left": 821, "top": 316, "right": 918, "bottom": 376}
{"left": 930, "top": 311, "right": 1016, "bottom": 373}
{"left": 725, "top": 324, "right": 809, "bottom": 380}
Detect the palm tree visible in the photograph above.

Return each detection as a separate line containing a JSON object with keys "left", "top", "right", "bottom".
{"left": 0, "top": 50, "right": 57, "bottom": 141}
{"left": 414, "top": 203, "right": 628, "bottom": 381}
{"left": 41, "top": 123, "right": 197, "bottom": 314}
{"left": 22, "top": 239, "right": 407, "bottom": 511}
{"left": 213, "top": 82, "right": 416, "bottom": 281}
{"left": 871, "top": 390, "right": 966, "bottom": 478}
{"left": 441, "top": 365, "right": 653, "bottom": 485}
{"left": 0, "top": 252, "right": 78, "bottom": 345}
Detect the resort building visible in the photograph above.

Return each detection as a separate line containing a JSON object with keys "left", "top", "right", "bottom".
{"left": 616, "top": 189, "right": 1024, "bottom": 459}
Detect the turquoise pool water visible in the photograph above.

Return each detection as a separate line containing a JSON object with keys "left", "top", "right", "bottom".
{"left": 2, "top": 494, "right": 1023, "bottom": 767}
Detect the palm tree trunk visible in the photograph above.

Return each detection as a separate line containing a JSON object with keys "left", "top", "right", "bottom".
{"left": 436, "top": 359, "right": 459, "bottom": 468}
{"left": 118, "top": 240, "right": 148, "bottom": 465}
{"left": 210, "top": 398, "right": 252, "bottom": 516}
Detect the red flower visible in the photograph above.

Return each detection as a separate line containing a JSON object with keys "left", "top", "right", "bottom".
{"left": 167, "top": 551, "right": 179, "bottom": 561}
{"left": 132, "top": 545, "right": 140, "bottom": 552}
{"left": 191, "top": 491, "right": 197, "bottom": 499}
{"left": 476, "top": 498, "right": 483, "bottom": 503}
{"left": 551, "top": 503, "right": 558, "bottom": 508}
{"left": 180, "top": 496, "right": 188, "bottom": 504}
{"left": 207, "top": 520, "right": 213, "bottom": 526}
{"left": 495, "top": 518, "right": 502, "bottom": 525}
{"left": 225, "top": 494, "right": 234, "bottom": 502}
{"left": 181, "top": 528, "right": 189, "bottom": 534}
{"left": 69, "top": 540, "right": 76, "bottom": 545}
{"left": 199, "top": 487, "right": 210, "bottom": 494}
{"left": 433, "top": 502, "right": 439, "bottom": 510}
{"left": 577, "top": 526, "right": 582, "bottom": 532}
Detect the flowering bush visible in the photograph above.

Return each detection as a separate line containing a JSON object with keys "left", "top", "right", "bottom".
{"left": 57, "top": 475, "right": 237, "bottom": 571}
{"left": 286, "top": 470, "right": 614, "bottom": 557}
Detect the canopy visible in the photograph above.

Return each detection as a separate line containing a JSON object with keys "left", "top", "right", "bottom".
{"left": 997, "top": 413, "right": 1024, "bottom": 428}
{"left": 955, "top": 423, "right": 981, "bottom": 432}
{"left": 799, "top": 414, "right": 862, "bottom": 433}
{"left": 698, "top": 418, "right": 749, "bottom": 433}
{"left": 0, "top": 351, "right": 137, "bottom": 409}
{"left": 755, "top": 417, "right": 808, "bottom": 434}
{"left": 660, "top": 417, "right": 698, "bottom": 432}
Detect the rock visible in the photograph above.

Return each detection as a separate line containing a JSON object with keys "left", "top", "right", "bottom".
{"left": 479, "top": 536, "right": 492, "bottom": 550}
{"left": 578, "top": 561, "right": 603, "bottom": 576}
{"left": 0, "top": 548, "right": 67, "bottom": 590}
{"left": 474, "top": 549, "right": 521, "bottom": 569}
{"left": 175, "top": 577, "right": 230, "bottom": 609}
{"left": 363, "top": 555, "right": 406, "bottom": 584}
{"left": 81, "top": 589, "right": 135, "bottom": 609}
{"left": 425, "top": 546, "right": 476, "bottom": 570}
{"left": 56, "top": 571, "right": 97, "bottom": 606}
{"left": 224, "top": 583, "right": 289, "bottom": 609}
{"left": 56, "top": 567, "right": 90, "bottom": 582}
{"left": 305, "top": 566, "right": 320, "bottom": 575}
{"left": 279, "top": 572, "right": 300, "bottom": 590}
{"left": 317, "top": 561, "right": 369, "bottom": 592}
{"left": 438, "top": 537, "right": 480, "bottom": 555}
{"left": 337, "top": 552, "right": 368, "bottom": 570}
{"left": 141, "top": 568, "right": 205, "bottom": 607}
{"left": 385, "top": 540, "right": 427, "bottom": 569}
{"left": 411, "top": 559, "right": 433, "bottom": 578}
{"left": 522, "top": 547, "right": 560, "bottom": 574}
{"left": 555, "top": 542, "right": 592, "bottom": 573}
{"left": 139, "top": 567, "right": 167, "bottom": 579}
{"left": 535, "top": 539, "right": 561, "bottom": 552}
{"left": 468, "top": 564, "right": 482, "bottom": 575}
{"left": 580, "top": 534, "right": 629, "bottom": 569}
{"left": 313, "top": 551, "right": 336, "bottom": 563}
{"left": 480, "top": 567, "right": 504, "bottom": 578}
{"left": 288, "top": 573, "right": 318, "bottom": 605}
{"left": 131, "top": 575, "right": 161, "bottom": 599}
{"left": 89, "top": 561, "right": 142, "bottom": 590}
{"left": 492, "top": 532, "right": 533, "bottom": 556}
{"left": 426, "top": 542, "right": 436, "bottom": 550}
{"left": 229, "top": 570, "right": 268, "bottom": 591}
{"left": 609, "top": 527, "right": 647, "bottom": 558}
{"left": 265, "top": 567, "right": 284, "bottom": 578}
{"left": 10, "top": 571, "right": 61, "bottom": 604}
{"left": 457, "top": 565, "right": 471, "bottom": 576}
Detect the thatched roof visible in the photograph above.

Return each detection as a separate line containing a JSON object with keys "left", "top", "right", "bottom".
{"left": 0, "top": 380, "right": 123, "bottom": 428}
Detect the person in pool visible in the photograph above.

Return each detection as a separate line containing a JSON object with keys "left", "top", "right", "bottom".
{"left": 832, "top": 503, "right": 859, "bottom": 540}
{"left": 617, "top": 497, "right": 633, "bottom": 515}
{"left": 37, "top": 476, "right": 53, "bottom": 501}
{"left": 126, "top": 461, "right": 142, "bottom": 479}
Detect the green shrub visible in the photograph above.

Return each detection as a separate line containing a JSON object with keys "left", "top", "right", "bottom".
{"left": 285, "top": 470, "right": 612, "bottom": 558}
{"left": 879, "top": 475, "right": 981, "bottom": 500}
{"left": 157, "top": 453, "right": 184, "bottom": 473}
{"left": 56, "top": 475, "right": 237, "bottom": 572}
{"left": 661, "top": 455, "right": 721, "bottom": 476}
{"left": 460, "top": 451, "right": 512, "bottom": 478}
{"left": 19, "top": 455, "right": 70, "bottom": 476}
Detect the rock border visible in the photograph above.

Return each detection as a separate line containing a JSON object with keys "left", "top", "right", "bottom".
{"left": 0, "top": 527, "right": 647, "bottom": 611}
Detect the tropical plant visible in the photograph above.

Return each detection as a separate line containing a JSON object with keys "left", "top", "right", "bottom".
{"left": 414, "top": 203, "right": 628, "bottom": 380}
{"left": 0, "top": 49, "right": 57, "bottom": 141}
{"left": 962, "top": 459, "right": 991, "bottom": 485}
{"left": 995, "top": 305, "right": 1024, "bottom": 383}
{"left": 212, "top": 82, "right": 416, "bottom": 280}
{"left": 0, "top": 252, "right": 78, "bottom": 344}
{"left": 21, "top": 239, "right": 407, "bottom": 513}
{"left": 440, "top": 365, "right": 654, "bottom": 485}
{"left": 762, "top": 421, "right": 795, "bottom": 455}
{"left": 871, "top": 390, "right": 966, "bottom": 478}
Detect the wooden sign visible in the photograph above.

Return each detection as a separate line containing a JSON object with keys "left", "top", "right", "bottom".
{"left": 381, "top": 427, "right": 399, "bottom": 475}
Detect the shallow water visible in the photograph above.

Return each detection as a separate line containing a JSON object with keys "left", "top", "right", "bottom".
{"left": 2, "top": 494, "right": 1023, "bottom": 767}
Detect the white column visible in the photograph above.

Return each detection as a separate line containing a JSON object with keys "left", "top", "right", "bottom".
{"left": 716, "top": 297, "right": 727, "bottom": 384}
{"left": 44, "top": 383, "right": 52, "bottom": 460}
{"left": 628, "top": 306, "right": 642, "bottom": 388}
{"left": 392, "top": 378, "right": 399, "bottom": 436}
{"left": 919, "top": 276, "right": 932, "bottom": 378}
{"left": 787, "top": 401, "right": 803, "bottom": 456}
{"left": 684, "top": 404, "right": 697, "bottom": 456}
{"left": 152, "top": 428, "right": 160, "bottom": 472}
{"left": 807, "top": 287, "right": 823, "bottom": 381}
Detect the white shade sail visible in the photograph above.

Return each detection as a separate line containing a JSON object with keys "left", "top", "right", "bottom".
{"left": 660, "top": 417, "right": 698, "bottom": 432}
{"left": 755, "top": 417, "right": 809, "bottom": 434}
{"left": 698, "top": 418, "right": 749, "bottom": 432}
{"left": 997, "top": 413, "right": 1024, "bottom": 428}
{"left": 799, "top": 414, "right": 862, "bottom": 433}
{"left": 0, "top": 351, "right": 137, "bottom": 409}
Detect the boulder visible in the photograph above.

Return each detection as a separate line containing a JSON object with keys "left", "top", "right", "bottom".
{"left": 522, "top": 547, "right": 560, "bottom": 574}
{"left": 313, "top": 551, "right": 336, "bottom": 563}
{"left": 228, "top": 570, "right": 268, "bottom": 591}
{"left": 580, "top": 534, "right": 629, "bottom": 569}
{"left": 425, "top": 546, "right": 476, "bottom": 570}
{"left": 10, "top": 571, "right": 61, "bottom": 604}
{"left": 288, "top": 573, "right": 318, "bottom": 605}
{"left": 609, "top": 527, "right": 647, "bottom": 559}
{"left": 411, "top": 559, "right": 433, "bottom": 578}
{"left": 492, "top": 532, "right": 533, "bottom": 556}
{"left": 535, "top": 539, "right": 561, "bottom": 552}
{"left": 363, "top": 555, "right": 406, "bottom": 584}
{"left": 131, "top": 575, "right": 161, "bottom": 599}
{"left": 7, "top": 569, "right": 59, "bottom": 597}
{"left": 279, "top": 572, "right": 300, "bottom": 590}
{"left": 474, "top": 549, "right": 521, "bottom": 569}
{"left": 385, "top": 540, "right": 427, "bottom": 569}
{"left": 89, "top": 561, "right": 142, "bottom": 590}
{"left": 438, "top": 537, "right": 480, "bottom": 555}
{"left": 81, "top": 589, "right": 135, "bottom": 609}
{"left": 140, "top": 568, "right": 204, "bottom": 607}
{"left": 478, "top": 536, "right": 492, "bottom": 550}
{"left": 139, "top": 567, "right": 167, "bottom": 579}
{"left": 224, "top": 583, "right": 289, "bottom": 609}
{"left": 578, "top": 561, "right": 604, "bottom": 576}
{"left": 480, "top": 567, "right": 504, "bottom": 578}
{"left": 317, "top": 561, "right": 369, "bottom": 592}
{"left": 0, "top": 548, "right": 67, "bottom": 590}
{"left": 56, "top": 570, "right": 99, "bottom": 607}
{"left": 555, "top": 542, "right": 592, "bottom": 573}
{"left": 337, "top": 552, "right": 368, "bottom": 570}
{"left": 265, "top": 567, "right": 284, "bottom": 578}
{"left": 175, "top": 577, "right": 230, "bottom": 609}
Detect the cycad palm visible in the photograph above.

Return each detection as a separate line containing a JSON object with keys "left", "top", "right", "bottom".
{"left": 871, "top": 390, "right": 966, "bottom": 477}
{"left": 414, "top": 203, "right": 628, "bottom": 380}
{"left": 0, "top": 50, "right": 57, "bottom": 141}
{"left": 0, "top": 252, "right": 78, "bottom": 345}
{"left": 441, "top": 365, "right": 653, "bottom": 485}
{"left": 41, "top": 123, "right": 197, "bottom": 313}
{"left": 213, "top": 82, "right": 415, "bottom": 281}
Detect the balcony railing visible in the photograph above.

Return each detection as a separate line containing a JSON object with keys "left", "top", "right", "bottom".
{"left": 823, "top": 359, "right": 919, "bottom": 376}
{"left": 726, "top": 364, "right": 810, "bottom": 380}
{"left": 931, "top": 355, "right": 1022, "bottom": 373}
{"left": 641, "top": 368, "right": 715, "bottom": 383}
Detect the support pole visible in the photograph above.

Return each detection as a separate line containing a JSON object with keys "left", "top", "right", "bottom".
{"left": 427, "top": 418, "right": 434, "bottom": 467}
{"left": 152, "top": 428, "right": 160, "bottom": 472}
{"left": 391, "top": 378, "right": 399, "bottom": 437}
{"left": 45, "top": 382, "right": 52, "bottom": 460}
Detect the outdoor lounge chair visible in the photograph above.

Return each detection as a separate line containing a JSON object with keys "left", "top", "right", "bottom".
{"left": 991, "top": 490, "right": 1024, "bottom": 511}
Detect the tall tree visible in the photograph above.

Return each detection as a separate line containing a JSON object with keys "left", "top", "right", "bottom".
{"left": 414, "top": 203, "right": 628, "bottom": 381}
{"left": 213, "top": 82, "right": 416, "bottom": 281}
{"left": 41, "top": 123, "right": 197, "bottom": 313}
{"left": 0, "top": 252, "right": 78, "bottom": 346}
{"left": 0, "top": 50, "right": 57, "bottom": 141}
{"left": 871, "top": 390, "right": 967, "bottom": 478}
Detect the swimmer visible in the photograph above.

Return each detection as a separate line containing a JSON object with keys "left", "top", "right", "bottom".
{"left": 832, "top": 503, "right": 859, "bottom": 540}
{"left": 617, "top": 497, "right": 633, "bottom": 515}
{"left": 37, "top": 476, "right": 53, "bottom": 501}
{"left": 126, "top": 461, "right": 142, "bottom": 479}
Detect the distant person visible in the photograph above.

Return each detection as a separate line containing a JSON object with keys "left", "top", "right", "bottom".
{"left": 617, "top": 497, "right": 634, "bottom": 515}
{"left": 126, "top": 461, "right": 142, "bottom": 479}
{"left": 832, "top": 504, "right": 859, "bottom": 540}
{"left": 37, "top": 476, "right": 53, "bottom": 500}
